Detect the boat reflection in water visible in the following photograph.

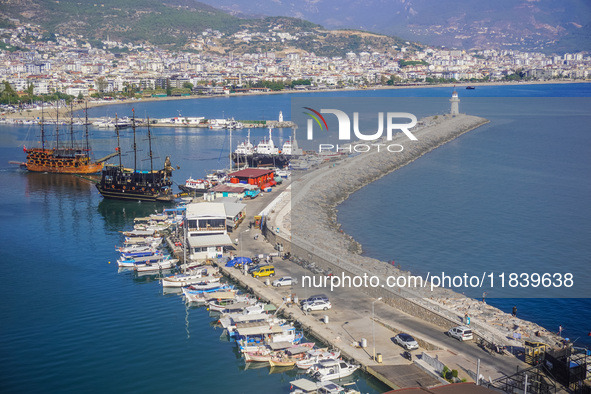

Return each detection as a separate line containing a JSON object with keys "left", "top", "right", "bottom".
{"left": 25, "top": 171, "right": 94, "bottom": 197}
{"left": 97, "top": 199, "right": 163, "bottom": 233}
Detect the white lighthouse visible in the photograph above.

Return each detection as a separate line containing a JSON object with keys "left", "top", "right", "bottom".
{"left": 278, "top": 111, "right": 284, "bottom": 122}
{"left": 450, "top": 90, "right": 460, "bottom": 116}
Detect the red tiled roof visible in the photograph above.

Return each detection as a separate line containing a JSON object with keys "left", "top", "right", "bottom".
{"left": 230, "top": 168, "right": 274, "bottom": 178}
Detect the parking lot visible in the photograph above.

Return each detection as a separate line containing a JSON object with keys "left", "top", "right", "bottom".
{"left": 220, "top": 252, "right": 528, "bottom": 385}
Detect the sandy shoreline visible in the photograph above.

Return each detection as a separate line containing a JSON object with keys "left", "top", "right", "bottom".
{"left": 3, "top": 79, "right": 588, "bottom": 121}
{"left": 273, "top": 113, "right": 563, "bottom": 349}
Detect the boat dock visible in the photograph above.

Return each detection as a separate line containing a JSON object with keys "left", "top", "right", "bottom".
{"left": 153, "top": 113, "right": 569, "bottom": 392}
{"left": 181, "top": 173, "right": 528, "bottom": 391}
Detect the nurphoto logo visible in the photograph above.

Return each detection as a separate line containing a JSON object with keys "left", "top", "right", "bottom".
{"left": 303, "top": 107, "right": 418, "bottom": 153}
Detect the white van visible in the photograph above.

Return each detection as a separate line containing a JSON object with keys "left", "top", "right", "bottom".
{"left": 448, "top": 326, "right": 473, "bottom": 341}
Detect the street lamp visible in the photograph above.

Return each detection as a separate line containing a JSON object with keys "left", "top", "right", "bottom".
{"left": 241, "top": 228, "right": 250, "bottom": 276}
{"left": 372, "top": 297, "right": 383, "bottom": 362}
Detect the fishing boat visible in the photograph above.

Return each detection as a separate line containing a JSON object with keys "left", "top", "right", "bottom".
{"left": 236, "top": 323, "right": 303, "bottom": 353}
{"left": 116, "top": 252, "right": 167, "bottom": 268}
{"left": 182, "top": 283, "right": 233, "bottom": 294}
{"left": 117, "top": 244, "right": 157, "bottom": 254}
{"left": 244, "top": 350, "right": 273, "bottom": 363}
{"left": 183, "top": 289, "right": 237, "bottom": 304}
{"left": 227, "top": 118, "right": 244, "bottom": 130}
{"left": 95, "top": 113, "right": 178, "bottom": 202}
{"left": 122, "top": 229, "right": 157, "bottom": 238}
{"left": 269, "top": 354, "right": 296, "bottom": 368}
{"left": 290, "top": 378, "right": 360, "bottom": 394}
{"left": 296, "top": 349, "right": 341, "bottom": 369}
{"left": 178, "top": 177, "right": 211, "bottom": 195}
{"left": 123, "top": 236, "right": 163, "bottom": 248}
{"left": 307, "top": 359, "right": 359, "bottom": 382}
{"left": 134, "top": 258, "right": 179, "bottom": 272}
{"left": 119, "top": 246, "right": 159, "bottom": 259}
{"left": 205, "top": 169, "right": 228, "bottom": 185}
{"left": 207, "top": 294, "right": 257, "bottom": 312}
{"left": 161, "top": 267, "right": 218, "bottom": 288}
{"left": 22, "top": 101, "right": 111, "bottom": 174}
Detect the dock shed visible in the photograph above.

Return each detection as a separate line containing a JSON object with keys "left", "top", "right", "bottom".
{"left": 228, "top": 168, "right": 275, "bottom": 188}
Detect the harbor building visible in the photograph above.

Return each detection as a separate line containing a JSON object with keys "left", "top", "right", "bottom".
{"left": 185, "top": 202, "right": 233, "bottom": 261}
{"left": 229, "top": 168, "right": 275, "bottom": 188}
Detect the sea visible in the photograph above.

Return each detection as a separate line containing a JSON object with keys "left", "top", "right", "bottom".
{"left": 0, "top": 83, "right": 589, "bottom": 393}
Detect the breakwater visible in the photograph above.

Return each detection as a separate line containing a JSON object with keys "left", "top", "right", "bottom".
{"left": 266, "top": 113, "right": 564, "bottom": 349}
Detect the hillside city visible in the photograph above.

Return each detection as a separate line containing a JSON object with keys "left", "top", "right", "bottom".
{"left": 0, "top": 19, "right": 589, "bottom": 108}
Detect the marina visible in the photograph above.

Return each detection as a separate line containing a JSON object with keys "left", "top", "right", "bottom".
{"left": 1, "top": 85, "right": 590, "bottom": 393}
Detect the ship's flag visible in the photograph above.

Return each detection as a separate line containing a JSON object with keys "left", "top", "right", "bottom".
{"left": 23, "top": 145, "right": 26, "bottom": 152}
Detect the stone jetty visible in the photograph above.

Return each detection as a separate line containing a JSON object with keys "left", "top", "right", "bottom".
{"left": 268, "top": 113, "right": 564, "bottom": 349}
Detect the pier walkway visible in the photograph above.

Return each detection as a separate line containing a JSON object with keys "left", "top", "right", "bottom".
{"left": 213, "top": 177, "right": 530, "bottom": 391}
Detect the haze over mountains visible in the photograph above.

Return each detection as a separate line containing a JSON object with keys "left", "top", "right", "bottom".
{"left": 1, "top": 0, "right": 589, "bottom": 53}
{"left": 197, "top": 0, "right": 591, "bottom": 53}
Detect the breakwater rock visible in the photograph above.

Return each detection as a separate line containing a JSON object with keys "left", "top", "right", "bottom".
{"left": 279, "top": 113, "right": 563, "bottom": 348}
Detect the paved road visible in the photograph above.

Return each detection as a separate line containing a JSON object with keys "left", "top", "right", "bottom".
{"left": 229, "top": 173, "right": 528, "bottom": 383}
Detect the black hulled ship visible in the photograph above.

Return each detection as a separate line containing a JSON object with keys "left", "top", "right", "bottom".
{"left": 96, "top": 114, "right": 177, "bottom": 202}
{"left": 231, "top": 128, "right": 301, "bottom": 168}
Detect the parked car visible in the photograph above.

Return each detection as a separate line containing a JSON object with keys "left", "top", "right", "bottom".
{"left": 447, "top": 326, "right": 473, "bottom": 341}
{"left": 251, "top": 265, "right": 275, "bottom": 278}
{"left": 300, "top": 294, "right": 329, "bottom": 306}
{"left": 272, "top": 276, "right": 297, "bottom": 287}
{"left": 393, "top": 333, "right": 419, "bottom": 350}
{"left": 302, "top": 299, "right": 332, "bottom": 312}
{"left": 247, "top": 264, "right": 263, "bottom": 274}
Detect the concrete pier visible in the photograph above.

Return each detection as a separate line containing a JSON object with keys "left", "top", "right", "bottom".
{"left": 265, "top": 113, "right": 563, "bottom": 351}
{"left": 172, "top": 113, "right": 566, "bottom": 390}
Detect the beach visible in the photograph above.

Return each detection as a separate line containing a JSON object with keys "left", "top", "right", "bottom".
{"left": 3, "top": 79, "right": 588, "bottom": 121}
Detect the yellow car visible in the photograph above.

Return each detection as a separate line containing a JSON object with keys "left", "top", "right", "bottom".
{"left": 251, "top": 265, "right": 275, "bottom": 278}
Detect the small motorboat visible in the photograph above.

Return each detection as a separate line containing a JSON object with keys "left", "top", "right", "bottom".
{"left": 296, "top": 349, "right": 341, "bottom": 369}
{"left": 269, "top": 354, "right": 296, "bottom": 368}
{"left": 134, "top": 258, "right": 179, "bottom": 272}
{"left": 308, "top": 359, "right": 359, "bottom": 382}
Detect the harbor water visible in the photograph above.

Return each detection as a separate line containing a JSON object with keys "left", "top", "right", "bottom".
{"left": 1, "top": 83, "right": 590, "bottom": 392}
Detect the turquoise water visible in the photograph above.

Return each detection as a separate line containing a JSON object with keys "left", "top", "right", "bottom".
{"left": 1, "top": 83, "right": 590, "bottom": 393}
{"left": 0, "top": 118, "right": 385, "bottom": 393}
{"left": 336, "top": 94, "right": 591, "bottom": 346}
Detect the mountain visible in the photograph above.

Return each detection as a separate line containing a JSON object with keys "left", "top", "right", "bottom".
{"left": 0, "top": 0, "right": 417, "bottom": 56}
{"left": 195, "top": 0, "right": 591, "bottom": 53}
{"left": 0, "top": 0, "right": 242, "bottom": 46}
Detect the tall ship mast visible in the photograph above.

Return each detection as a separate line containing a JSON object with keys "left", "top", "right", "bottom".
{"left": 23, "top": 100, "right": 106, "bottom": 174}
{"left": 95, "top": 111, "right": 178, "bottom": 202}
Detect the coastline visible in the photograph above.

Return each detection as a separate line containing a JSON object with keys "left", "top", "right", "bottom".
{"left": 270, "top": 113, "right": 563, "bottom": 349}
{"left": 4, "top": 79, "right": 589, "bottom": 121}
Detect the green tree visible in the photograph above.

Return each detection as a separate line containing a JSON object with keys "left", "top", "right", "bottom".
{"left": 182, "top": 82, "right": 194, "bottom": 90}
{"left": 95, "top": 77, "right": 107, "bottom": 97}
{"left": 166, "top": 79, "right": 172, "bottom": 96}
{"left": 3, "top": 80, "right": 15, "bottom": 95}
{"left": 26, "top": 83, "right": 35, "bottom": 97}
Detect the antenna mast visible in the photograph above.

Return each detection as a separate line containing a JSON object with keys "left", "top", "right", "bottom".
{"left": 147, "top": 117, "right": 153, "bottom": 174}
{"left": 115, "top": 114, "right": 122, "bottom": 168}
{"left": 132, "top": 109, "right": 137, "bottom": 171}
{"left": 69, "top": 100, "right": 74, "bottom": 150}
{"left": 85, "top": 100, "right": 89, "bottom": 152}
{"left": 55, "top": 101, "right": 59, "bottom": 150}
{"left": 41, "top": 101, "right": 45, "bottom": 150}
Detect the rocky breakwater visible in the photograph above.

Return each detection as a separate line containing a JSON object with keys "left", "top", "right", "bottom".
{"left": 283, "top": 113, "right": 563, "bottom": 349}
